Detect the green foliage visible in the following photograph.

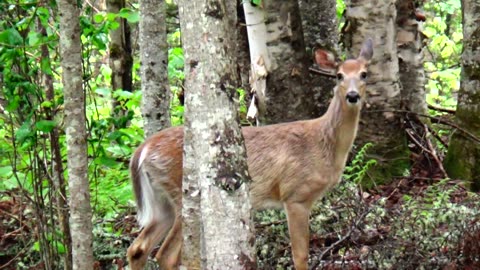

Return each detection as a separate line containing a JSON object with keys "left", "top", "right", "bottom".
{"left": 336, "top": 0, "right": 345, "bottom": 20}
{"left": 251, "top": 0, "right": 262, "bottom": 7}
{"left": 343, "top": 143, "right": 377, "bottom": 184}
{"left": 423, "top": 0, "right": 462, "bottom": 110}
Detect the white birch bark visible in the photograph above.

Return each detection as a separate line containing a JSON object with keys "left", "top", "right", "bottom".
{"left": 343, "top": 0, "right": 409, "bottom": 180}
{"left": 243, "top": 1, "right": 270, "bottom": 123}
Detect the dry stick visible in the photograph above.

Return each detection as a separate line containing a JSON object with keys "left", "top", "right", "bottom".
{"left": 423, "top": 123, "right": 448, "bottom": 178}
{"left": 427, "top": 103, "right": 456, "bottom": 114}
{"left": 309, "top": 210, "right": 370, "bottom": 270}
{"left": 405, "top": 128, "right": 434, "bottom": 156}
{"left": 425, "top": 124, "right": 449, "bottom": 149}
{"left": 366, "top": 110, "right": 480, "bottom": 144}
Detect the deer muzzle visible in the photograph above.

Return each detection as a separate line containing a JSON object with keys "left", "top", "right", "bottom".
{"left": 346, "top": 91, "right": 360, "bottom": 104}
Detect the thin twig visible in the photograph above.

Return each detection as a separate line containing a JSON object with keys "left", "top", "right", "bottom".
{"left": 427, "top": 103, "right": 456, "bottom": 114}
{"left": 405, "top": 128, "right": 433, "bottom": 156}
{"left": 0, "top": 246, "right": 28, "bottom": 269}
{"left": 309, "top": 210, "right": 370, "bottom": 270}
{"left": 366, "top": 109, "right": 480, "bottom": 144}
{"left": 425, "top": 125, "right": 449, "bottom": 149}
{"left": 423, "top": 124, "right": 448, "bottom": 178}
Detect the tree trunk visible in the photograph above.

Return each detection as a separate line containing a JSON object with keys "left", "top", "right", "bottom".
{"left": 260, "top": 0, "right": 318, "bottom": 124}
{"left": 444, "top": 0, "right": 480, "bottom": 191}
{"left": 39, "top": 19, "right": 72, "bottom": 270}
{"left": 342, "top": 0, "right": 409, "bottom": 183}
{"left": 58, "top": 0, "right": 94, "bottom": 268}
{"left": 139, "top": 0, "right": 171, "bottom": 137}
{"left": 179, "top": 0, "right": 256, "bottom": 268}
{"left": 243, "top": 1, "right": 270, "bottom": 124}
{"left": 107, "top": 0, "right": 133, "bottom": 127}
{"left": 298, "top": 0, "right": 339, "bottom": 115}
{"left": 396, "top": 0, "right": 427, "bottom": 115}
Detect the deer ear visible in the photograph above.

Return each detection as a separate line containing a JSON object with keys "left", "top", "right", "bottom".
{"left": 358, "top": 39, "right": 373, "bottom": 62}
{"left": 313, "top": 48, "right": 338, "bottom": 75}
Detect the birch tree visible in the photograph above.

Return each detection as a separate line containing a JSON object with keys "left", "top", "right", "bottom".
{"left": 342, "top": 0, "right": 409, "bottom": 181}
{"left": 179, "top": 0, "right": 256, "bottom": 268}
{"left": 258, "top": 0, "right": 318, "bottom": 124}
{"left": 58, "top": 0, "right": 94, "bottom": 269}
{"left": 139, "top": 0, "right": 171, "bottom": 137}
{"left": 396, "top": 0, "right": 427, "bottom": 114}
{"left": 444, "top": 0, "right": 480, "bottom": 191}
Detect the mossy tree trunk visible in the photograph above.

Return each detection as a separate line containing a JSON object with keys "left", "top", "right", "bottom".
{"left": 444, "top": 0, "right": 480, "bottom": 191}
{"left": 179, "top": 0, "right": 256, "bottom": 268}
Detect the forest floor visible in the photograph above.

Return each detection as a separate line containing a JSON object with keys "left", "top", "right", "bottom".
{"left": 1, "top": 116, "right": 480, "bottom": 269}
{"left": 1, "top": 165, "right": 478, "bottom": 269}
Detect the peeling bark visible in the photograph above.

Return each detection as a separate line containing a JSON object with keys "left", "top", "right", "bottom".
{"left": 179, "top": 0, "right": 256, "bottom": 268}
{"left": 444, "top": 0, "right": 480, "bottom": 191}
{"left": 58, "top": 0, "right": 94, "bottom": 268}
{"left": 139, "top": 0, "right": 171, "bottom": 137}
{"left": 343, "top": 0, "right": 409, "bottom": 182}
{"left": 396, "top": 0, "right": 427, "bottom": 114}
{"left": 260, "top": 0, "right": 317, "bottom": 124}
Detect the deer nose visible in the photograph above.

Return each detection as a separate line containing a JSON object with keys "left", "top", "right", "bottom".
{"left": 346, "top": 91, "right": 360, "bottom": 104}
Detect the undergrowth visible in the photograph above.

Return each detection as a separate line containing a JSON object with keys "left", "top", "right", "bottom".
{"left": 255, "top": 143, "right": 480, "bottom": 269}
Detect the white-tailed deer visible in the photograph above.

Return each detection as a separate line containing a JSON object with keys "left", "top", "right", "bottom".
{"left": 127, "top": 39, "right": 373, "bottom": 270}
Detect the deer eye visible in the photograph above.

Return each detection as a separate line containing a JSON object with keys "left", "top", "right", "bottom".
{"left": 336, "top": 73, "right": 343, "bottom": 81}
{"left": 360, "top": 71, "right": 368, "bottom": 80}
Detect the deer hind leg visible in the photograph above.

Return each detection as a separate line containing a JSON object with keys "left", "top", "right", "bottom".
{"left": 127, "top": 208, "right": 174, "bottom": 270}
{"left": 284, "top": 201, "right": 311, "bottom": 270}
{"left": 155, "top": 192, "right": 182, "bottom": 270}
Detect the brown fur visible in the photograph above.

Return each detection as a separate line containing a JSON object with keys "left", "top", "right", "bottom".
{"left": 127, "top": 40, "right": 373, "bottom": 270}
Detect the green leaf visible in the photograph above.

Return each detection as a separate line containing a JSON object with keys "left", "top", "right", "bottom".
{"left": 94, "top": 13, "right": 105, "bottom": 23}
{"left": 41, "top": 57, "right": 53, "bottom": 75}
{"left": 53, "top": 241, "right": 66, "bottom": 254}
{"left": 94, "top": 156, "right": 118, "bottom": 168}
{"left": 95, "top": 87, "right": 112, "bottom": 97}
{"left": 27, "top": 32, "right": 42, "bottom": 46}
{"left": 0, "top": 166, "right": 12, "bottom": 177}
{"left": 35, "top": 120, "right": 56, "bottom": 132}
{"left": 32, "top": 241, "right": 41, "bottom": 252}
{"left": 16, "top": 121, "right": 33, "bottom": 142}
{"left": 41, "top": 101, "right": 53, "bottom": 108}
{"left": 118, "top": 8, "right": 140, "bottom": 23}
{"left": 251, "top": 0, "right": 262, "bottom": 6}
{"left": 0, "top": 28, "right": 23, "bottom": 46}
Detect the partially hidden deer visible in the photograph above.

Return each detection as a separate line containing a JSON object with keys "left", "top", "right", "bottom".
{"left": 127, "top": 39, "right": 373, "bottom": 270}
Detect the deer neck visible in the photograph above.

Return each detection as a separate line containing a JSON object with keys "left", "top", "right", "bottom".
{"left": 316, "top": 92, "right": 361, "bottom": 168}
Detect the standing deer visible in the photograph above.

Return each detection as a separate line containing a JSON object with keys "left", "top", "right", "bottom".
{"left": 127, "top": 39, "right": 373, "bottom": 270}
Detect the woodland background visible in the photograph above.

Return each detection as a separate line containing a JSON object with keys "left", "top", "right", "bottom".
{"left": 0, "top": 0, "right": 479, "bottom": 269}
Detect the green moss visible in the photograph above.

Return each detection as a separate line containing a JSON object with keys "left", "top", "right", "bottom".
{"left": 444, "top": 133, "right": 480, "bottom": 191}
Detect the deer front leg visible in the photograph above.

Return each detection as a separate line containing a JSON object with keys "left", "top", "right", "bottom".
{"left": 284, "top": 202, "right": 310, "bottom": 270}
